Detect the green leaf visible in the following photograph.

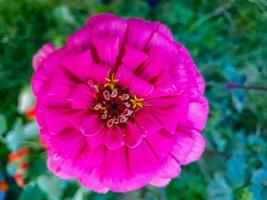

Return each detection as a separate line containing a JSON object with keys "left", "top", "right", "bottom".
{"left": 72, "top": 187, "right": 90, "bottom": 200}
{"left": 5, "top": 119, "right": 24, "bottom": 151}
{"left": 0, "top": 114, "right": 7, "bottom": 135}
{"left": 19, "top": 183, "right": 45, "bottom": 200}
{"left": 37, "top": 174, "right": 63, "bottom": 200}
{"left": 226, "top": 151, "right": 247, "bottom": 188}
{"left": 252, "top": 168, "right": 267, "bottom": 185}
{"left": 208, "top": 173, "right": 234, "bottom": 200}
{"left": 17, "top": 86, "right": 35, "bottom": 114}
{"left": 5, "top": 119, "right": 38, "bottom": 151}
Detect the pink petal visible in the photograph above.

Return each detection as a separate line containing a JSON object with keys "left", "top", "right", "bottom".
{"left": 86, "top": 130, "right": 105, "bottom": 150}
{"left": 32, "top": 47, "right": 67, "bottom": 96}
{"left": 150, "top": 177, "right": 170, "bottom": 187}
{"left": 43, "top": 75, "right": 73, "bottom": 107}
{"left": 99, "top": 147, "right": 129, "bottom": 185}
{"left": 126, "top": 18, "right": 156, "bottom": 50}
{"left": 62, "top": 50, "right": 110, "bottom": 84}
{"left": 172, "top": 129, "right": 206, "bottom": 165}
{"left": 66, "top": 27, "right": 91, "bottom": 50}
{"left": 179, "top": 97, "right": 208, "bottom": 131}
{"left": 49, "top": 129, "right": 87, "bottom": 162}
{"left": 31, "top": 67, "right": 49, "bottom": 96}
{"left": 145, "top": 130, "right": 177, "bottom": 159}
{"left": 168, "top": 64, "right": 188, "bottom": 91}
{"left": 141, "top": 94, "right": 189, "bottom": 133}
{"left": 156, "top": 155, "right": 181, "bottom": 179}
{"left": 135, "top": 111, "right": 163, "bottom": 136}
{"left": 42, "top": 46, "right": 68, "bottom": 73}
{"left": 91, "top": 142, "right": 160, "bottom": 192}
{"left": 147, "top": 32, "right": 179, "bottom": 66}
{"left": 86, "top": 145, "right": 106, "bottom": 167}
{"left": 144, "top": 94, "right": 189, "bottom": 125}
{"left": 149, "top": 69, "right": 185, "bottom": 98}
{"left": 116, "top": 65, "right": 154, "bottom": 97}
{"left": 32, "top": 43, "right": 56, "bottom": 71}
{"left": 86, "top": 13, "right": 127, "bottom": 48}
{"left": 80, "top": 115, "right": 103, "bottom": 136}
{"left": 104, "top": 128, "right": 124, "bottom": 150}
{"left": 128, "top": 140, "right": 159, "bottom": 176}
{"left": 80, "top": 168, "right": 109, "bottom": 193}
{"left": 92, "top": 35, "right": 119, "bottom": 67}
{"left": 136, "top": 53, "right": 168, "bottom": 82}
{"left": 121, "top": 45, "right": 148, "bottom": 72}
{"left": 61, "top": 50, "right": 93, "bottom": 82}
{"left": 37, "top": 106, "right": 71, "bottom": 135}
{"left": 70, "top": 84, "right": 94, "bottom": 110}
{"left": 64, "top": 110, "right": 89, "bottom": 131}
{"left": 47, "top": 151, "right": 75, "bottom": 179}
{"left": 43, "top": 113, "right": 70, "bottom": 135}
{"left": 123, "top": 122, "right": 143, "bottom": 148}
{"left": 153, "top": 21, "right": 173, "bottom": 40}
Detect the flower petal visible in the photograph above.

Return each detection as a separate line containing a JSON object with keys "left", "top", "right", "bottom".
{"left": 123, "top": 122, "right": 143, "bottom": 148}
{"left": 126, "top": 18, "right": 156, "bottom": 50}
{"left": 136, "top": 53, "right": 168, "bottom": 82}
{"left": 172, "top": 129, "right": 206, "bottom": 165}
{"left": 67, "top": 27, "right": 91, "bottom": 50}
{"left": 104, "top": 128, "right": 124, "bottom": 150}
{"left": 179, "top": 97, "right": 208, "bottom": 131}
{"left": 70, "top": 84, "right": 94, "bottom": 110}
{"left": 61, "top": 50, "right": 110, "bottom": 83}
{"left": 80, "top": 115, "right": 103, "bottom": 136}
{"left": 121, "top": 45, "right": 148, "bottom": 72}
{"left": 86, "top": 130, "right": 105, "bottom": 150}
{"left": 61, "top": 50, "right": 93, "bottom": 82}
{"left": 32, "top": 43, "right": 56, "bottom": 71}
{"left": 145, "top": 130, "right": 177, "bottom": 160}
{"left": 86, "top": 13, "right": 127, "bottom": 48}
{"left": 116, "top": 65, "right": 154, "bottom": 97}
{"left": 92, "top": 35, "right": 119, "bottom": 67}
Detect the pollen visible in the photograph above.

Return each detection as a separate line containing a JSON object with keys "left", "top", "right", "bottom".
{"left": 93, "top": 73, "right": 144, "bottom": 128}
{"left": 104, "top": 73, "right": 119, "bottom": 90}
{"left": 130, "top": 95, "right": 144, "bottom": 109}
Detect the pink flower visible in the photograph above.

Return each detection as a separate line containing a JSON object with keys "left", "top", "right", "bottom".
{"left": 32, "top": 14, "right": 208, "bottom": 193}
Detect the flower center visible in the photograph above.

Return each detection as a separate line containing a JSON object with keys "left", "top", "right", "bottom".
{"left": 93, "top": 73, "right": 144, "bottom": 128}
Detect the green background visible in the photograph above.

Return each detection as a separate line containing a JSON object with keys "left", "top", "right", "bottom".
{"left": 0, "top": 0, "right": 267, "bottom": 199}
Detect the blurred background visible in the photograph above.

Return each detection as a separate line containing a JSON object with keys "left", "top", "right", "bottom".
{"left": 0, "top": 0, "right": 267, "bottom": 199}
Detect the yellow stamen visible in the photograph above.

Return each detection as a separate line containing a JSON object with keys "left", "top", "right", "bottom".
{"left": 130, "top": 95, "right": 144, "bottom": 109}
{"left": 104, "top": 73, "right": 118, "bottom": 90}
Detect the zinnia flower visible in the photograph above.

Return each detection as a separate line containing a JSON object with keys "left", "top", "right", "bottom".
{"left": 32, "top": 14, "right": 208, "bottom": 193}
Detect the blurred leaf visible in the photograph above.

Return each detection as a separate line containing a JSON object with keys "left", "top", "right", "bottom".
{"left": 72, "top": 187, "right": 90, "bottom": 200}
{"left": 19, "top": 183, "right": 45, "bottom": 200}
{"left": 226, "top": 151, "right": 247, "bottom": 188}
{"left": 208, "top": 173, "right": 234, "bottom": 200}
{"left": 0, "top": 114, "right": 7, "bottom": 135}
{"left": 5, "top": 119, "right": 24, "bottom": 151}
{"left": 231, "top": 90, "right": 246, "bottom": 112}
{"left": 17, "top": 86, "right": 34, "bottom": 114}
{"left": 23, "top": 121, "right": 39, "bottom": 138}
{"left": 5, "top": 119, "right": 38, "bottom": 151}
{"left": 235, "top": 187, "right": 253, "bottom": 200}
{"left": 37, "top": 174, "right": 62, "bottom": 200}
{"left": 251, "top": 168, "right": 267, "bottom": 185}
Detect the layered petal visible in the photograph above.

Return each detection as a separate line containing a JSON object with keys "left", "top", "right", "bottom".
{"left": 32, "top": 43, "right": 56, "bottom": 71}
{"left": 80, "top": 115, "right": 103, "bottom": 136}
{"left": 32, "top": 14, "right": 208, "bottom": 193}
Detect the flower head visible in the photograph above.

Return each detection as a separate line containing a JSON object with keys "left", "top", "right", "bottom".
{"left": 32, "top": 14, "right": 208, "bottom": 193}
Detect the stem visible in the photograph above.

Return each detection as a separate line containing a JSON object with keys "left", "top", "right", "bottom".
{"left": 225, "top": 82, "right": 267, "bottom": 92}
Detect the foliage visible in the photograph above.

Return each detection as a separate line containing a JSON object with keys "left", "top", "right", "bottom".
{"left": 0, "top": 0, "right": 267, "bottom": 199}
